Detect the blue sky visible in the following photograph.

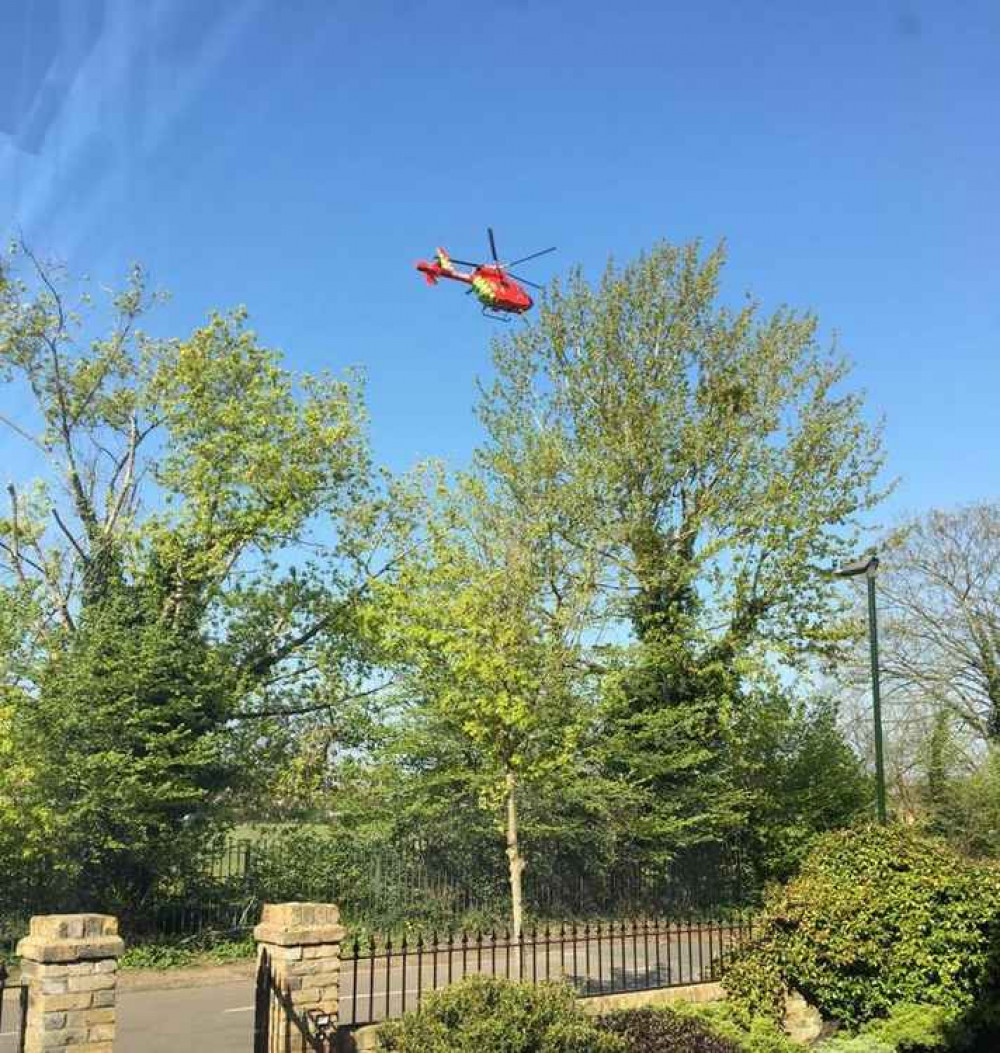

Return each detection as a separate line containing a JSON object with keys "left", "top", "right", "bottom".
{"left": 1, "top": 0, "right": 997, "bottom": 524}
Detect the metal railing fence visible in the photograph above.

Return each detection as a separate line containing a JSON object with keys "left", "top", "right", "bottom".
{"left": 339, "top": 910, "right": 756, "bottom": 1027}
{"left": 1, "top": 834, "right": 755, "bottom": 952}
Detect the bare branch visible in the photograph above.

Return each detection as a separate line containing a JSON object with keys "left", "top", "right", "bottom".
{"left": 50, "top": 506, "right": 88, "bottom": 565}
{"left": 6, "top": 483, "right": 29, "bottom": 586}
{"left": 235, "top": 679, "right": 396, "bottom": 721}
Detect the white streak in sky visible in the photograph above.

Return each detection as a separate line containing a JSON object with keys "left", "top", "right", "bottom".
{"left": 0, "top": 0, "right": 266, "bottom": 261}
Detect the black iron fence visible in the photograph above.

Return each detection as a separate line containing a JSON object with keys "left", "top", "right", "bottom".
{"left": 0, "top": 961, "right": 28, "bottom": 1053}
{"left": 341, "top": 911, "right": 755, "bottom": 1027}
{"left": 252, "top": 910, "right": 756, "bottom": 1050}
{"left": 1, "top": 834, "right": 755, "bottom": 953}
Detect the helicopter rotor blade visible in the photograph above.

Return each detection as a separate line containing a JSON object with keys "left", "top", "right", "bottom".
{"left": 449, "top": 258, "right": 482, "bottom": 268}
{"left": 488, "top": 227, "right": 500, "bottom": 263}
{"left": 507, "top": 246, "right": 557, "bottom": 267}
{"left": 508, "top": 273, "right": 545, "bottom": 290}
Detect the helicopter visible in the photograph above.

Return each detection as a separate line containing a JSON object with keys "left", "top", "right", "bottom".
{"left": 416, "top": 228, "right": 556, "bottom": 320}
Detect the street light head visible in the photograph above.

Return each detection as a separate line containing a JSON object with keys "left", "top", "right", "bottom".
{"left": 833, "top": 552, "right": 879, "bottom": 579}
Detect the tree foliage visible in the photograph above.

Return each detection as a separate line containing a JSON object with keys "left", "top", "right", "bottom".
{"left": 477, "top": 239, "right": 887, "bottom": 863}
{"left": 373, "top": 474, "right": 605, "bottom": 931}
{"left": 729, "top": 690, "right": 873, "bottom": 880}
{"left": 0, "top": 242, "right": 394, "bottom": 902}
{"left": 479, "top": 240, "right": 887, "bottom": 663}
{"left": 0, "top": 237, "right": 890, "bottom": 922}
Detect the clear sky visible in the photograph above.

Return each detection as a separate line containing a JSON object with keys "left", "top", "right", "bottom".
{"left": 1, "top": 0, "right": 997, "bottom": 524}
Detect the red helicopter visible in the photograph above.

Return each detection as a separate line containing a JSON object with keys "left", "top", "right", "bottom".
{"left": 416, "top": 228, "right": 556, "bottom": 320}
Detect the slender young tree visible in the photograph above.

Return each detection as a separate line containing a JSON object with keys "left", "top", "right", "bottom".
{"left": 377, "top": 474, "right": 602, "bottom": 936}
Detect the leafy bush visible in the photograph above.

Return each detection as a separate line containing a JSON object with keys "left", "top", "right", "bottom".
{"left": 858, "top": 1003, "right": 954, "bottom": 1052}
{"left": 815, "top": 1038, "right": 894, "bottom": 1053}
{"left": 723, "top": 826, "right": 1000, "bottom": 1029}
{"left": 669, "top": 1003, "right": 801, "bottom": 1053}
{"left": 720, "top": 933, "right": 788, "bottom": 1027}
{"left": 597, "top": 1007, "right": 742, "bottom": 1052}
{"left": 376, "top": 976, "right": 624, "bottom": 1053}
{"left": 814, "top": 1003, "right": 954, "bottom": 1052}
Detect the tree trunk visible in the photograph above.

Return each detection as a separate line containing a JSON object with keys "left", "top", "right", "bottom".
{"left": 505, "top": 769, "right": 526, "bottom": 948}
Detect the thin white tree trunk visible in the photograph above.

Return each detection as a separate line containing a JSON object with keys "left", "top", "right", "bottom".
{"left": 505, "top": 768, "right": 526, "bottom": 974}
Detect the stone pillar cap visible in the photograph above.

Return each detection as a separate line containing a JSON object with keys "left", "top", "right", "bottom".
{"left": 254, "top": 902, "right": 345, "bottom": 947}
{"left": 17, "top": 913, "right": 125, "bottom": 963}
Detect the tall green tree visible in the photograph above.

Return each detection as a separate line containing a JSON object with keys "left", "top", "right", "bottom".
{"left": 477, "top": 240, "right": 888, "bottom": 861}
{"left": 0, "top": 243, "right": 395, "bottom": 902}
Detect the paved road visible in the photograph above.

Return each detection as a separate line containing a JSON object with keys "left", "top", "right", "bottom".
{"left": 119, "top": 980, "right": 255, "bottom": 1053}
{"left": 1, "top": 980, "right": 255, "bottom": 1053}
{"left": 1, "top": 929, "right": 737, "bottom": 1051}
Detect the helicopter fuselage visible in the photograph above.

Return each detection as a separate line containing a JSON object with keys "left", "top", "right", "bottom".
{"left": 416, "top": 256, "right": 533, "bottom": 314}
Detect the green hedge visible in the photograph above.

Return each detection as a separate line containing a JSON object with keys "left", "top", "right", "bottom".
{"left": 723, "top": 825, "right": 1000, "bottom": 1029}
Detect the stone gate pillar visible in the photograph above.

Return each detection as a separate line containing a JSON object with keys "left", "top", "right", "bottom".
{"left": 16, "top": 914, "right": 124, "bottom": 1053}
{"left": 254, "top": 902, "right": 345, "bottom": 1038}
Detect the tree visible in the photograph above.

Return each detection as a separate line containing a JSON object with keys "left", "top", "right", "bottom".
{"left": 875, "top": 502, "right": 1000, "bottom": 743}
{"left": 727, "top": 687, "right": 872, "bottom": 881}
{"left": 375, "top": 475, "right": 603, "bottom": 936}
{"left": 0, "top": 242, "right": 395, "bottom": 903}
{"left": 477, "top": 239, "right": 887, "bottom": 862}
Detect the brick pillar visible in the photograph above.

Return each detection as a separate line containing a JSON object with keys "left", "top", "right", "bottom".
{"left": 16, "top": 914, "right": 124, "bottom": 1053}
{"left": 254, "top": 903, "right": 344, "bottom": 1037}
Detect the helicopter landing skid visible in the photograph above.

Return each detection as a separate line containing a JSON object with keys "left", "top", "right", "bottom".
{"left": 482, "top": 308, "right": 512, "bottom": 323}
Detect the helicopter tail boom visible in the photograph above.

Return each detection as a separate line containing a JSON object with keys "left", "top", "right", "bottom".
{"left": 416, "top": 249, "right": 472, "bottom": 287}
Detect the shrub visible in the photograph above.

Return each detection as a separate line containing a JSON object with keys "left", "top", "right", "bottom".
{"left": 815, "top": 1038, "right": 893, "bottom": 1053}
{"left": 597, "top": 1007, "right": 742, "bottom": 1052}
{"left": 723, "top": 825, "right": 1000, "bottom": 1029}
{"left": 671, "top": 1002, "right": 801, "bottom": 1053}
{"left": 119, "top": 934, "right": 255, "bottom": 970}
{"left": 814, "top": 1003, "right": 954, "bottom": 1052}
{"left": 375, "top": 976, "right": 624, "bottom": 1053}
{"left": 858, "top": 1003, "right": 954, "bottom": 1052}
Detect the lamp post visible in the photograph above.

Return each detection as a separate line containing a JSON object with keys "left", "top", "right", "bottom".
{"left": 834, "top": 552, "right": 887, "bottom": 824}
